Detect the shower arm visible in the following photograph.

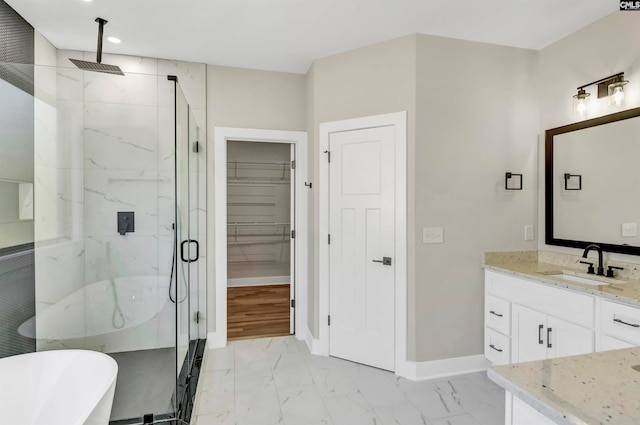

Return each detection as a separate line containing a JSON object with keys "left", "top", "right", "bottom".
{"left": 95, "top": 17, "right": 107, "bottom": 64}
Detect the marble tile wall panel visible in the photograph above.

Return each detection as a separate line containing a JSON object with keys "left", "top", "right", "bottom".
{"left": 84, "top": 71, "right": 158, "bottom": 106}
{"left": 55, "top": 100, "right": 84, "bottom": 170}
{"left": 83, "top": 102, "right": 159, "bottom": 171}
{"left": 157, "top": 105, "right": 175, "bottom": 172}
{"left": 84, "top": 235, "right": 159, "bottom": 284}
{"left": 56, "top": 50, "right": 84, "bottom": 102}
{"left": 84, "top": 170, "right": 159, "bottom": 237}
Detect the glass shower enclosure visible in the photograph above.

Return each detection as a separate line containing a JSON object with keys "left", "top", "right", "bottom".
{"left": 0, "top": 59, "right": 205, "bottom": 424}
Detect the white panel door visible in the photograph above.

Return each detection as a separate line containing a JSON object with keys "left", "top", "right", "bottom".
{"left": 328, "top": 125, "right": 395, "bottom": 371}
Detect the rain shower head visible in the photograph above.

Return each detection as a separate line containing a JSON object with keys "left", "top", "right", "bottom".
{"left": 69, "top": 18, "right": 124, "bottom": 76}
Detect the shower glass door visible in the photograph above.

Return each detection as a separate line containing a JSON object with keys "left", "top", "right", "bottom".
{"left": 174, "top": 82, "right": 203, "bottom": 420}
{"left": 175, "top": 82, "right": 190, "bottom": 415}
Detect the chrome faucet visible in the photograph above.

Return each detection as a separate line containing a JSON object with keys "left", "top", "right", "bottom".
{"left": 582, "top": 244, "right": 605, "bottom": 276}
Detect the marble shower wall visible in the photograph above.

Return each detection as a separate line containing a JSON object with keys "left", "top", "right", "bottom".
{"left": 34, "top": 47, "right": 206, "bottom": 353}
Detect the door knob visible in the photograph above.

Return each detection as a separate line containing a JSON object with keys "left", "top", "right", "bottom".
{"left": 372, "top": 257, "right": 392, "bottom": 266}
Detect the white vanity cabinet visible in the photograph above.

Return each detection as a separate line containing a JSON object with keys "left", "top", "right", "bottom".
{"left": 485, "top": 270, "right": 595, "bottom": 365}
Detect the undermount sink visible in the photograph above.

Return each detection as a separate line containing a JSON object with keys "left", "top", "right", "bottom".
{"left": 542, "top": 271, "right": 621, "bottom": 286}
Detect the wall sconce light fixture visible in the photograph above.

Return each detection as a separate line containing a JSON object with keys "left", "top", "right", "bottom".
{"left": 573, "top": 72, "right": 629, "bottom": 116}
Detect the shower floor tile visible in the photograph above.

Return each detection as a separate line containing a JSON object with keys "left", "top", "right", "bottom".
{"left": 109, "top": 347, "right": 175, "bottom": 422}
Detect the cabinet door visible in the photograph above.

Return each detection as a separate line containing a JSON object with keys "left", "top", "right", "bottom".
{"left": 512, "top": 305, "right": 547, "bottom": 363}
{"left": 547, "top": 315, "right": 594, "bottom": 358}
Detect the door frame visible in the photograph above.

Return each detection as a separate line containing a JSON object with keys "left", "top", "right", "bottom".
{"left": 210, "top": 127, "right": 308, "bottom": 347}
{"left": 318, "top": 112, "right": 408, "bottom": 374}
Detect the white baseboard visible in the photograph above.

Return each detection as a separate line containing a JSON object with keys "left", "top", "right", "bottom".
{"left": 399, "top": 354, "right": 490, "bottom": 381}
{"left": 207, "top": 331, "right": 226, "bottom": 348}
{"left": 227, "top": 276, "right": 290, "bottom": 287}
{"left": 305, "top": 327, "right": 323, "bottom": 356}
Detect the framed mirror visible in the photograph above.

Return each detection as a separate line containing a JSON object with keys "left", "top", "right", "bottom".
{"left": 545, "top": 106, "right": 640, "bottom": 255}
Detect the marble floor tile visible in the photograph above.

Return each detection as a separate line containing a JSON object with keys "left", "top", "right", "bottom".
{"left": 193, "top": 410, "right": 235, "bottom": 425}
{"left": 323, "top": 393, "right": 379, "bottom": 425}
{"left": 235, "top": 387, "right": 283, "bottom": 425}
{"left": 356, "top": 374, "right": 410, "bottom": 408}
{"left": 191, "top": 336, "right": 505, "bottom": 425}
{"left": 203, "top": 347, "right": 235, "bottom": 371}
{"left": 374, "top": 402, "right": 431, "bottom": 425}
{"left": 279, "top": 385, "right": 334, "bottom": 425}
{"left": 430, "top": 413, "right": 481, "bottom": 425}
{"left": 307, "top": 364, "right": 359, "bottom": 397}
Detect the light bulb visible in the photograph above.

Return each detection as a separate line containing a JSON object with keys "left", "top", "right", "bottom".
{"left": 613, "top": 86, "right": 624, "bottom": 106}
{"left": 608, "top": 80, "right": 628, "bottom": 108}
{"left": 577, "top": 99, "right": 587, "bottom": 114}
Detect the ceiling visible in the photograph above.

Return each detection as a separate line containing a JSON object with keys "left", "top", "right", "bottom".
{"left": 6, "top": 0, "right": 617, "bottom": 74}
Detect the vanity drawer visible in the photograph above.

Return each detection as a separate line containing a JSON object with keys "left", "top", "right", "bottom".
{"left": 485, "top": 294, "right": 511, "bottom": 335}
{"left": 485, "top": 327, "right": 510, "bottom": 365}
{"left": 600, "top": 300, "right": 640, "bottom": 346}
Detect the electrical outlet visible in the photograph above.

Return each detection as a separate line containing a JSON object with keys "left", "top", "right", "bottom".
{"left": 423, "top": 227, "right": 444, "bottom": 244}
{"left": 622, "top": 222, "right": 638, "bottom": 237}
{"left": 524, "top": 225, "right": 535, "bottom": 241}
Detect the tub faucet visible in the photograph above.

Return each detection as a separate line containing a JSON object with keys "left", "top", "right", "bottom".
{"left": 582, "top": 244, "right": 605, "bottom": 276}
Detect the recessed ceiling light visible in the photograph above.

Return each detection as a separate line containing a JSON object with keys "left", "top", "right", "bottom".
{"left": 81, "top": 0, "right": 92, "bottom": 2}
{"left": 107, "top": 36, "right": 121, "bottom": 44}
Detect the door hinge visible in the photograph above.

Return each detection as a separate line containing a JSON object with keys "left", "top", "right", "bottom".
{"left": 291, "top": 230, "right": 295, "bottom": 239}
{"left": 324, "top": 150, "right": 331, "bottom": 163}
{"left": 328, "top": 234, "right": 331, "bottom": 244}
{"left": 291, "top": 160, "right": 295, "bottom": 169}
{"left": 193, "top": 141, "right": 200, "bottom": 153}
{"left": 194, "top": 311, "right": 201, "bottom": 324}
{"left": 291, "top": 299, "right": 296, "bottom": 308}
{"left": 328, "top": 315, "right": 331, "bottom": 326}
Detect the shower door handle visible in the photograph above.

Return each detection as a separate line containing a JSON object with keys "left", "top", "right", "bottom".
{"left": 181, "top": 240, "right": 199, "bottom": 263}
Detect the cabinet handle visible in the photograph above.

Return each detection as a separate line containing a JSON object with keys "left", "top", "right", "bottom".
{"left": 547, "top": 327, "right": 553, "bottom": 348}
{"left": 614, "top": 318, "right": 640, "bottom": 328}
{"left": 489, "top": 310, "right": 503, "bottom": 317}
{"left": 538, "top": 324, "right": 544, "bottom": 344}
{"left": 489, "top": 344, "right": 503, "bottom": 353}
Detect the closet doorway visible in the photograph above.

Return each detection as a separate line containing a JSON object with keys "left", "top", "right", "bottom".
{"left": 226, "top": 141, "right": 294, "bottom": 340}
{"left": 212, "top": 127, "right": 307, "bottom": 348}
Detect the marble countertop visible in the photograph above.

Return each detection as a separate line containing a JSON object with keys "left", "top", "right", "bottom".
{"left": 483, "top": 255, "right": 640, "bottom": 308}
{"left": 488, "top": 348, "right": 640, "bottom": 425}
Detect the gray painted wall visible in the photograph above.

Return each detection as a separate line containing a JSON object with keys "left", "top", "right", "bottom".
{"left": 414, "top": 34, "right": 539, "bottom": 361}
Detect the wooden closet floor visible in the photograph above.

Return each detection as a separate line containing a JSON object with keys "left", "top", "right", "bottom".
{"left": 227, "top": 284, "right": 291, "bottom": 341}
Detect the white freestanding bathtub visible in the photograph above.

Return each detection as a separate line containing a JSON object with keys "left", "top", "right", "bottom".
{"left": 0, "top": 349, "right": 118, "bottom": 425}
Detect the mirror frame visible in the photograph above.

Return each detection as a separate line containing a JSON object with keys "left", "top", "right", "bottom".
{"left": 545, "top": 106, "right": 640, "bottom": 256}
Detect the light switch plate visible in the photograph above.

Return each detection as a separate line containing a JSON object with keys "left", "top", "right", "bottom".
{"left": 524, "top": 225, "right": 535, "bottom": 241}
{"left": 423, "top": 227, "right": 444, "bottom": 244}
{"left": 622, "top": 222, "right": 638, "bottom": 237}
